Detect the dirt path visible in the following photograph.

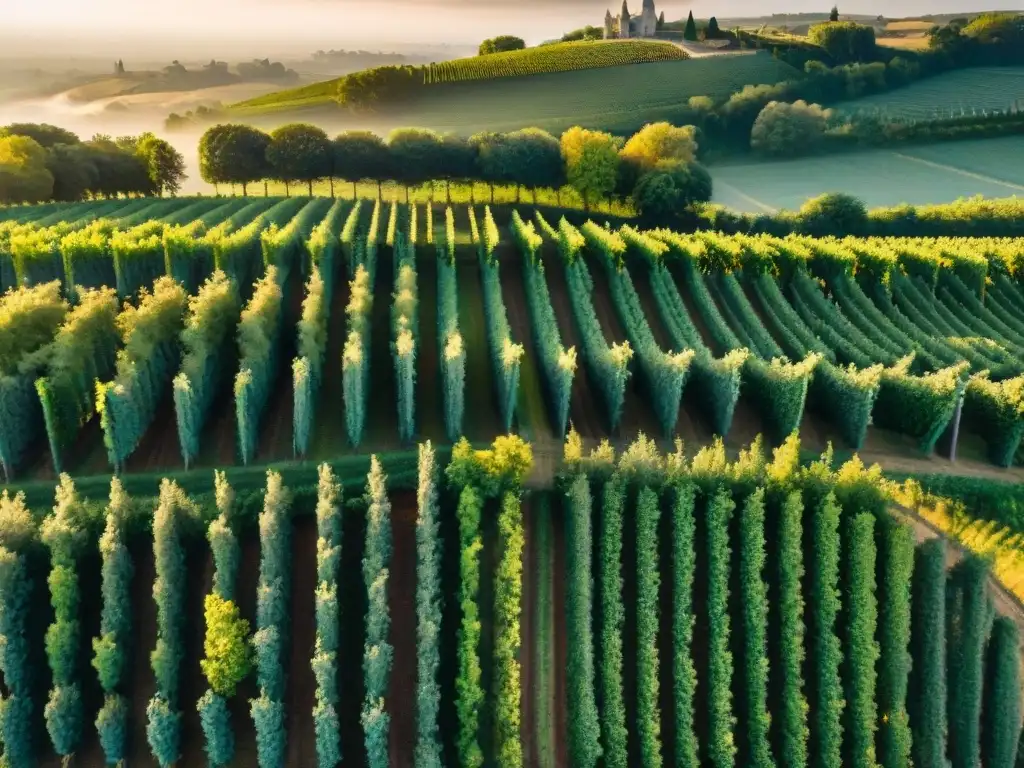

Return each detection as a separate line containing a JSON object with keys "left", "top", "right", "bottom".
{"left": 457, "top": 254, "right": 504, "bottom": 443}
{"left": 285, "top": 516, "right": 318, "bottom": 767}
{"left": 521, "top": 493, "right": 538, "bottom": 768}
{"left": 416, "top": 246, "right": 446, "bottom": 443}
{"left": 550, "top": 495, "right": 570, "bottom": 768}
{"left": 388, "top": 491, "right": 419, "bottom": 767}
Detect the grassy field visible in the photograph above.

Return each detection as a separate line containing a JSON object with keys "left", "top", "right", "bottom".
{"left": 231, "top": 53, "right": 800, "bottom": 137}
{"left": 834, "top": 67, "right": 1024, "bottom": 119}
{"left": 710, "top": 135, "right": 1024, "bottom": 212}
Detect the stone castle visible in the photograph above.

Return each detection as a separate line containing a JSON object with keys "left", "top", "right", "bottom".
{"left": 603, "top": 0, "right": 658, "bottom": 38}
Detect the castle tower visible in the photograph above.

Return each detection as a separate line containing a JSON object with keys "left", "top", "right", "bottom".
{"left": 640, "top": 0, "right": 657, "bottom": 36}
{"left": 619, "top": 0, "right": 631, "bottom": 38}
{"left": 604, "top": 9, "right": 615, "bottom": 38}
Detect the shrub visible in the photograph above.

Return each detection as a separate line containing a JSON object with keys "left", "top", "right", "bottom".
{"left": 982, "top": 618, "right": 1022, "bottom": 768}
{"left": 454, "top": 485, "right": 484, "bottom": 768}
{"left": 750, "top": 101, "right": 832, "bottom": 157}
{"left": 811, "top": 492, "right": 844, "bottom": 768}
{"left": 670, "top": 483, "right": 699, "bottom": 767}
{"left": 201, "top": 594, "right": 252, "bottom": 698}
{"left": 197, "top": 690, "right": 233, "bottom": 768}
{"left": 877, "top": 519, "right": 914, "bottom": 768}
{"left": 739, "top": 488, "right": 772, "bottom": 767}
{"left": 599, "top": 477, "right": 628, "bottom": 767}
{"left": 95, "top": 695, "right": 128, "bottom": 766}
{"left": 313, "top": 463, "right": 343, "bottom": 767}
{"left": 706, "top": 485, "right": 737, "bottom": 768}
{"left": 776, "top": 491, "right": 809, "bottom": 768}
{"left": 437, "top": 212, "right": 465, "bottom": 441}
{"left": 843, "top": 512, "right": 879, "bottom": 768}
{"left": 146, "top": 695, "right": 181, "bottom": 768}
{"left": 363, "top": 457, "right": 392, "bottom": 768}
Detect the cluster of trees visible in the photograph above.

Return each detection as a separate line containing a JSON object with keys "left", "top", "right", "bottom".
{"left": 0, "top": 123, "right": 186, "bottom": 204}
{"left": 198, "top": 121, "right": 712, "bottom": 216}
{"left": 478, "top": 35, "right": 526, "bottom": 55}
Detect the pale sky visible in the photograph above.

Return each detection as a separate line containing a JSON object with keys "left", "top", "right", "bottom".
{"left": 3, "top": 0, "right": 1021, "bottom": 56}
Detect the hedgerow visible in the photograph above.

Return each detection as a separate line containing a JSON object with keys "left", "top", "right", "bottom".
{"left": 776, "top": 490, "right": 808, "bottom": 768}
{"left": 251, "top": 472, "right": 292, "bottom": 767}
{"left": 564, "top": 474, "right": 601, "bottom": 767}
{"left": 739, "top": 488, "right": 772, "bottom": 768}
{"left": 877, "top": 518, "right": 914, "bottom": 768}
{"left": 513, "top": 210, "right": 575, "bottom": 438}
{"left": 35, "top": 287, "right": 118, "bottom": 475}
{"left": 313, "top": 463, "right": 343, "bottom": 768}
{"left": 843, "top": 512, "right": 879, "bottom": 768}
{"left": 98, "top": 277, "right": 188, "bottom": 472}
{"left": 415, "top": 443, "right": 443, "bottom": 768}
{"left": 343, "top": 238, "right": 376, "bottom": 446}
{"left": 478, "top": 206, "right": 522, "bottom": 432}
{"left": 811, "top": 492, "right": 844, "bottom": 768}
{"left": 963, "top": 373, "right": 1024, "bottom": 467}
{"left": 92, "top": 479, "right": 133, "bottom": 765}
{"left": 541, "top": 214, "right": 632, "bottom": 431}
{"left": 636, "top": 485, "right": 662, "bottom": 767}
{"left": 454, "top": 485, "right": 484, "bottom": 768}
{"left": 438, "top": 210, "right": 465, "bottom": 442}
{"left": 599, "top": 476, "right": 628, "bottom": 767}
{"left": 111, "top": 222, "right": 167, "bottom": 299}
{"left": 362, "top": 457, "right": 392, "bottom": 768}
{"left": 706, "top": 485, "right": 736, "bottom": 768}
{"left": 908, "top": 538, "right": 947, "bottom": 768}
{"left": 392, "top": 232, "right": 418, "bottom": 443}
{"left": 982, "top": 618, "right": 1022, "bottom": 768}
{"left": 174, "top": 271, "right": 241, "bottom": 468}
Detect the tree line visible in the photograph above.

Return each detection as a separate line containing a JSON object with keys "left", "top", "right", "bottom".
{"left": 0, "top": 123, "right": 186, "bottom": 204}
{"left": 198, "top": 121, "right": 712, "bottom": 219}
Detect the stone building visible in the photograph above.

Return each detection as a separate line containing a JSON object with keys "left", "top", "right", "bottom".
{"left": 603, "top": 0, "right": 658, "bottom": 38}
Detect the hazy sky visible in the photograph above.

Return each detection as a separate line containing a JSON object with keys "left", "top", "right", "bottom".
{"left": 3, "top": 0, "right": 1021, "bottom": 56}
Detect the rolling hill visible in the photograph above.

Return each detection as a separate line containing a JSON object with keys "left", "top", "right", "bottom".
{"left": 230, "top": 50, "right": 800, "bottom": 137}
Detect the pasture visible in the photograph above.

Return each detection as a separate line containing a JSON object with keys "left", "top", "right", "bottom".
{"left": 710, "top": 136, "right": 1024, "bottom": 212}
{"left": 833, "top": 66, "right": 1024, "bottom": 119}
{"left": 232, "top": 53, "right": 800, "bottom": 137}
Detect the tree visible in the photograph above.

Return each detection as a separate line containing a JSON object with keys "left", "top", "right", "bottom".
{"left": 636, "top": 487, "right": 662, "bottom": 767}
{"left": 877, "top": 520, "right": 914, "bottom": 768}
{"left": 684, "top": 11, "right": 698, "bottom": 40}
{"left": 198, "top": 124, "right": 270, "bottom": 195}
{"left": 830, "top": 5, "right": 840, "bottom": 21}
{"left": 333, "top": 131, "right": 392, "bottom": 199}
{"left": 0, "top": 134, "right": 54, "bottom": 203}
{"left": 620, "top": 122, "right": 698, "bottom": 176}
{"left": 808, "top": 21, "right": 876, "bottom": 63}
{"left": 200, "top": 594, "right": 252, "bottom": 698}
{"left": 750, "top": 100, "right": 832, "bottom": 157}
{"left": 137, "top": 135, "right": 186, "bottom": 196}
{"left": 267, "top": 123, "right": 333, "bottom": 196}
{"left": 658, "top": 11, "right": 666, "bottom": 29}
{"left": 560, "top": 127, "right": 620, "bottom": 209}
{"left": 415, "top": 444, "right": 443, "bottom": 768}
{"left": 46, "top": 143, "right": 98, "bottom": 201}
{"left": 983, "top": 618, "right": 1022, "bottom": 768}
{"left": 707, "top": 16, "right": 721, "bottom": 37}
{"left": 797, "top": 192, "right": 869, "bottom": 237}
{"left": 437, "top": 134, "right": 477, "bottom": 201}
{"left": 387, "top": 128, "right": 442, "bottom": 201}
{"left": 843, "top": 513, "right": 879, "bottom": 768}
{"left": 777, "top": 491, "right": 808, "bottom": 768}
{"left": 1, "top": 122, "right": 80, "bottom": 148}
{"left": 706, "top": 486, "right": 736, "bottom": 768}
{"left": 479, "top": 36, "right": 526, "bottom": 55}
{"left": 812, "top": 493, "right": 844, "bottom": 768}
{"left": 631, "top": 165, "right": 712, "bottom": 222}
{"left": 494, "top": 491, "right": 524, "bottom": 768}
{"left": 503, "top": 128, "right": 565, "bottom": 201}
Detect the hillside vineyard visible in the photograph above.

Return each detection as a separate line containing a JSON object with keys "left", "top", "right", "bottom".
{"left": 0, "top": 434, "right": 1020, "bottom": 767}
{"left": 1, "top": 197, "right": 1024, "bottom": 481}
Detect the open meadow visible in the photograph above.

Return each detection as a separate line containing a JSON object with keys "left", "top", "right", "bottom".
{"left": 833, "top": 66, "right": 1024, "bottom": 119}
{"left": 710, "top": 135, "right": 1024, "bottom": 212}
{"left": 232, "top": 51, "right": 800, "bottom": 136}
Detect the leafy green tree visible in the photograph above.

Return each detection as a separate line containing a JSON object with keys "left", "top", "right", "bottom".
{"left": 797, "top": 192, "right": 869, "bottom": 237}
{"left": 830, "top": 5, "right": 840, "bottom": 21}
{"left": 684, "top": 11, "right": 698, "bottom": 40}
{"left": 251, "top": 692, "right": 286, "bottom": 768}
{"left": 146, "top": 695, "right": 181, "bottom": 768}
{"left": 0, "top": 134, "right": 55, "bottom": 203}
{"left": 565, "top": 475, "right": 601, "bottom": 767}
{"left": 560, "top": 127, "right": 620, "bottom": 209}
{"left": 479, "top": 35, "right": 526, "bottom": 54}
{"left": 137, "top": 134, "right": 186, "bottom": 196}
{"left": 96, "top": 695, "right": 128, "bottom": 765}
{"left": 908, "top": 539, "right": 946, "bottom": 768}
{"left": 387, "top": 128, "right": 442, "bottom": 201}
{"left": 267, "top": 123, "right": 333, "bottom": 196}
{"left": 983, "top": 618, "right": 1022, "bottom": 768}
{"left": 750, "top": 101, "right": 832, "bottom": 157}
{"left": 632, "top": 165, "right": 712, "bottom": 222}
{"left": 201, "top": 594, "right": 252, "bottom": 697}
{"left": 198, "top": 123, "right": 270, "bottom": 195}
{"left": 437, "top": 134, "right": 477, "bottom": 201}
{"left": 333, "top": 131, "right": 392, "bottom": 198}
{"left": 621, "top": 122, "right": 698, "bottom": 175}
{"left": 504, "top": 128, "right": 565, "bottom": 201}
{"left": 707, "top": 16, "right": 721, "bottom": 37}
{"left": 363, "top": 457, "right": 392, "bottom": 768}
{"left": 808, "top": 21, "right": 876, "bottom": 63}
{"left": 1, "top": 122, "right": 80, "bottom": 148}
{"left": 707, "top": 486, "right": 737, "bottom": 768}
{"left": 313, "top": 463, "right": 343, "bottom": 768}
{"left": 877, "top": 520, "right": 914, "bottom": 768}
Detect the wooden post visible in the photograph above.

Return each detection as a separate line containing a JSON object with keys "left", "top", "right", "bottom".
{"left": 949, "top": 389, "right": 966, "bottom": 463}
